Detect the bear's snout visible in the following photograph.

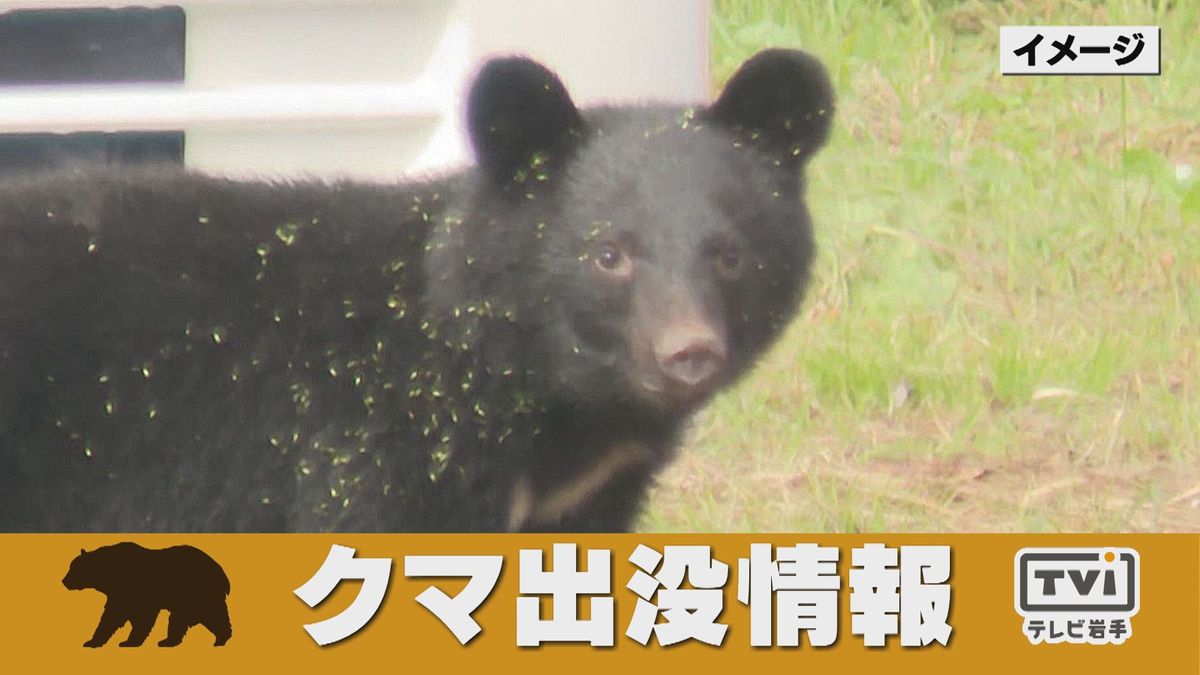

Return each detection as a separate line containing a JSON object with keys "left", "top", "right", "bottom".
{"left": 652, "top": 321, "right": 728, "bottom": 398}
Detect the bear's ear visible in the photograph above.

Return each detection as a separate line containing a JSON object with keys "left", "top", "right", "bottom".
{"left": 705, "top": 49, "right": 835, "bottom": 170}
{"left": 467, "top": 56, "right": 584, "bottom": 188}
{"left": 80, "top": 548, "right": 86, "bottom": 555}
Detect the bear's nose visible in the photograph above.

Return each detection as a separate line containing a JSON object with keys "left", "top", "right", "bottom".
{"left": 653, "top": 323, "right": 727, "bottom": 393}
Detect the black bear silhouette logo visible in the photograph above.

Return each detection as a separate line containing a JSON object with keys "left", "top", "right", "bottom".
{"left": 62, "top": 542, "right": 232, "bottom": 647}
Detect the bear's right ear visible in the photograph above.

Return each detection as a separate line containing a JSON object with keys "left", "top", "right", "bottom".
{"left": 80, "top": 548, "right": 86, "bottom": 555}
{"left": 467, "top": 56, "right": 584, "bottom": 188}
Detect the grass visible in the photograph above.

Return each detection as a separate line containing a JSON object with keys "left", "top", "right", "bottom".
{"left": 638, "top": 0, "right": 1200, "bottom": 532}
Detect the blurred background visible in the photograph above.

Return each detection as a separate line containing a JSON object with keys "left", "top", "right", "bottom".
{"left": 1, "top": 0, "right": 1196, "bottom": 532}
{"left": 656, "top": 0, "right": 1199, "bottom": 533}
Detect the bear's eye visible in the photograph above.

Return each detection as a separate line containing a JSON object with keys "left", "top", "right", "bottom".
{"left": 594, "top": 243, "right": 633, "bottom": 279}
{"left": 713, "top": 245, "right": 745, "bottom": 281}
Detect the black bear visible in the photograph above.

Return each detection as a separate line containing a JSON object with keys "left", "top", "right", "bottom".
{"left": 62, "top": 542, "right": 232, "bottom": 647}
{"left": 0, "top": 49, "right": 834, "bottom": 532}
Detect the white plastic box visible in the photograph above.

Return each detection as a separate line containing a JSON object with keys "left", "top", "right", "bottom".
{"left": 0, "top": 0, "right": 710, "bottom": 179}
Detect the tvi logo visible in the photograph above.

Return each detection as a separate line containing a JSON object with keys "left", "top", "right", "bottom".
{"left": 1014, "top": 548, "right": 1139, "bottom": 645}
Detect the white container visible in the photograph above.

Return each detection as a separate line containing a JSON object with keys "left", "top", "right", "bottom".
{"left": 0, "top": 0, "right": 710, "bottom": 179}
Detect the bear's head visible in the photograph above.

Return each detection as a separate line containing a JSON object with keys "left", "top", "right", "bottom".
{"left": 430, "top": 49, "right": 834, "bottom": 417}
{"left": 63, "top": 547, "right": 101, "bottom": 591}
{"left": 62, "top": 545, "right": 124, "bottom": 592}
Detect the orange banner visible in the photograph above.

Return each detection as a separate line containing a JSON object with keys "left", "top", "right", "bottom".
{"left": 3, "top": 534, "right": 1197, "bottom": 672}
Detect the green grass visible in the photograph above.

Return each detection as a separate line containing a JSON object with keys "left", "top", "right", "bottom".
{"left": 639, "top": 0, "right": 1200, "bottom": 532}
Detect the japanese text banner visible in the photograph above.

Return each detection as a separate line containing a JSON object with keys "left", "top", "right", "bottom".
{"left": 2, "top": 534, "right": 1197, "bottom": 673}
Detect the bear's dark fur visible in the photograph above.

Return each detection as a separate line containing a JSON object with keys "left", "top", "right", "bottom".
{"left": 62, "top": 542, "right": 232, "bottom": 647}
{"left": 0, "top": 49, "right": 834, "bottom": 532}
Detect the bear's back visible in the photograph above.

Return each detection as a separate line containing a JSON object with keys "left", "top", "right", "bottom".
{"left": 152, "top": 545, "right": 231, "bottom": 598}
{"left": 0, "top": 166, "right": 465, "bottom": 531}
{"left": 82, "top": 543, "right": 230, "bottom": 604}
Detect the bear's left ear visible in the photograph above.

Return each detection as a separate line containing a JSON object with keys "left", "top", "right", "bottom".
{"left": 705, "top": 48, "right": 835, "bottom": 170}
{"left": 80, "top": 548, "right": 86, "bottom": 555}
{"left": 467, "top": 56, "right": 584, "bottom": 188}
